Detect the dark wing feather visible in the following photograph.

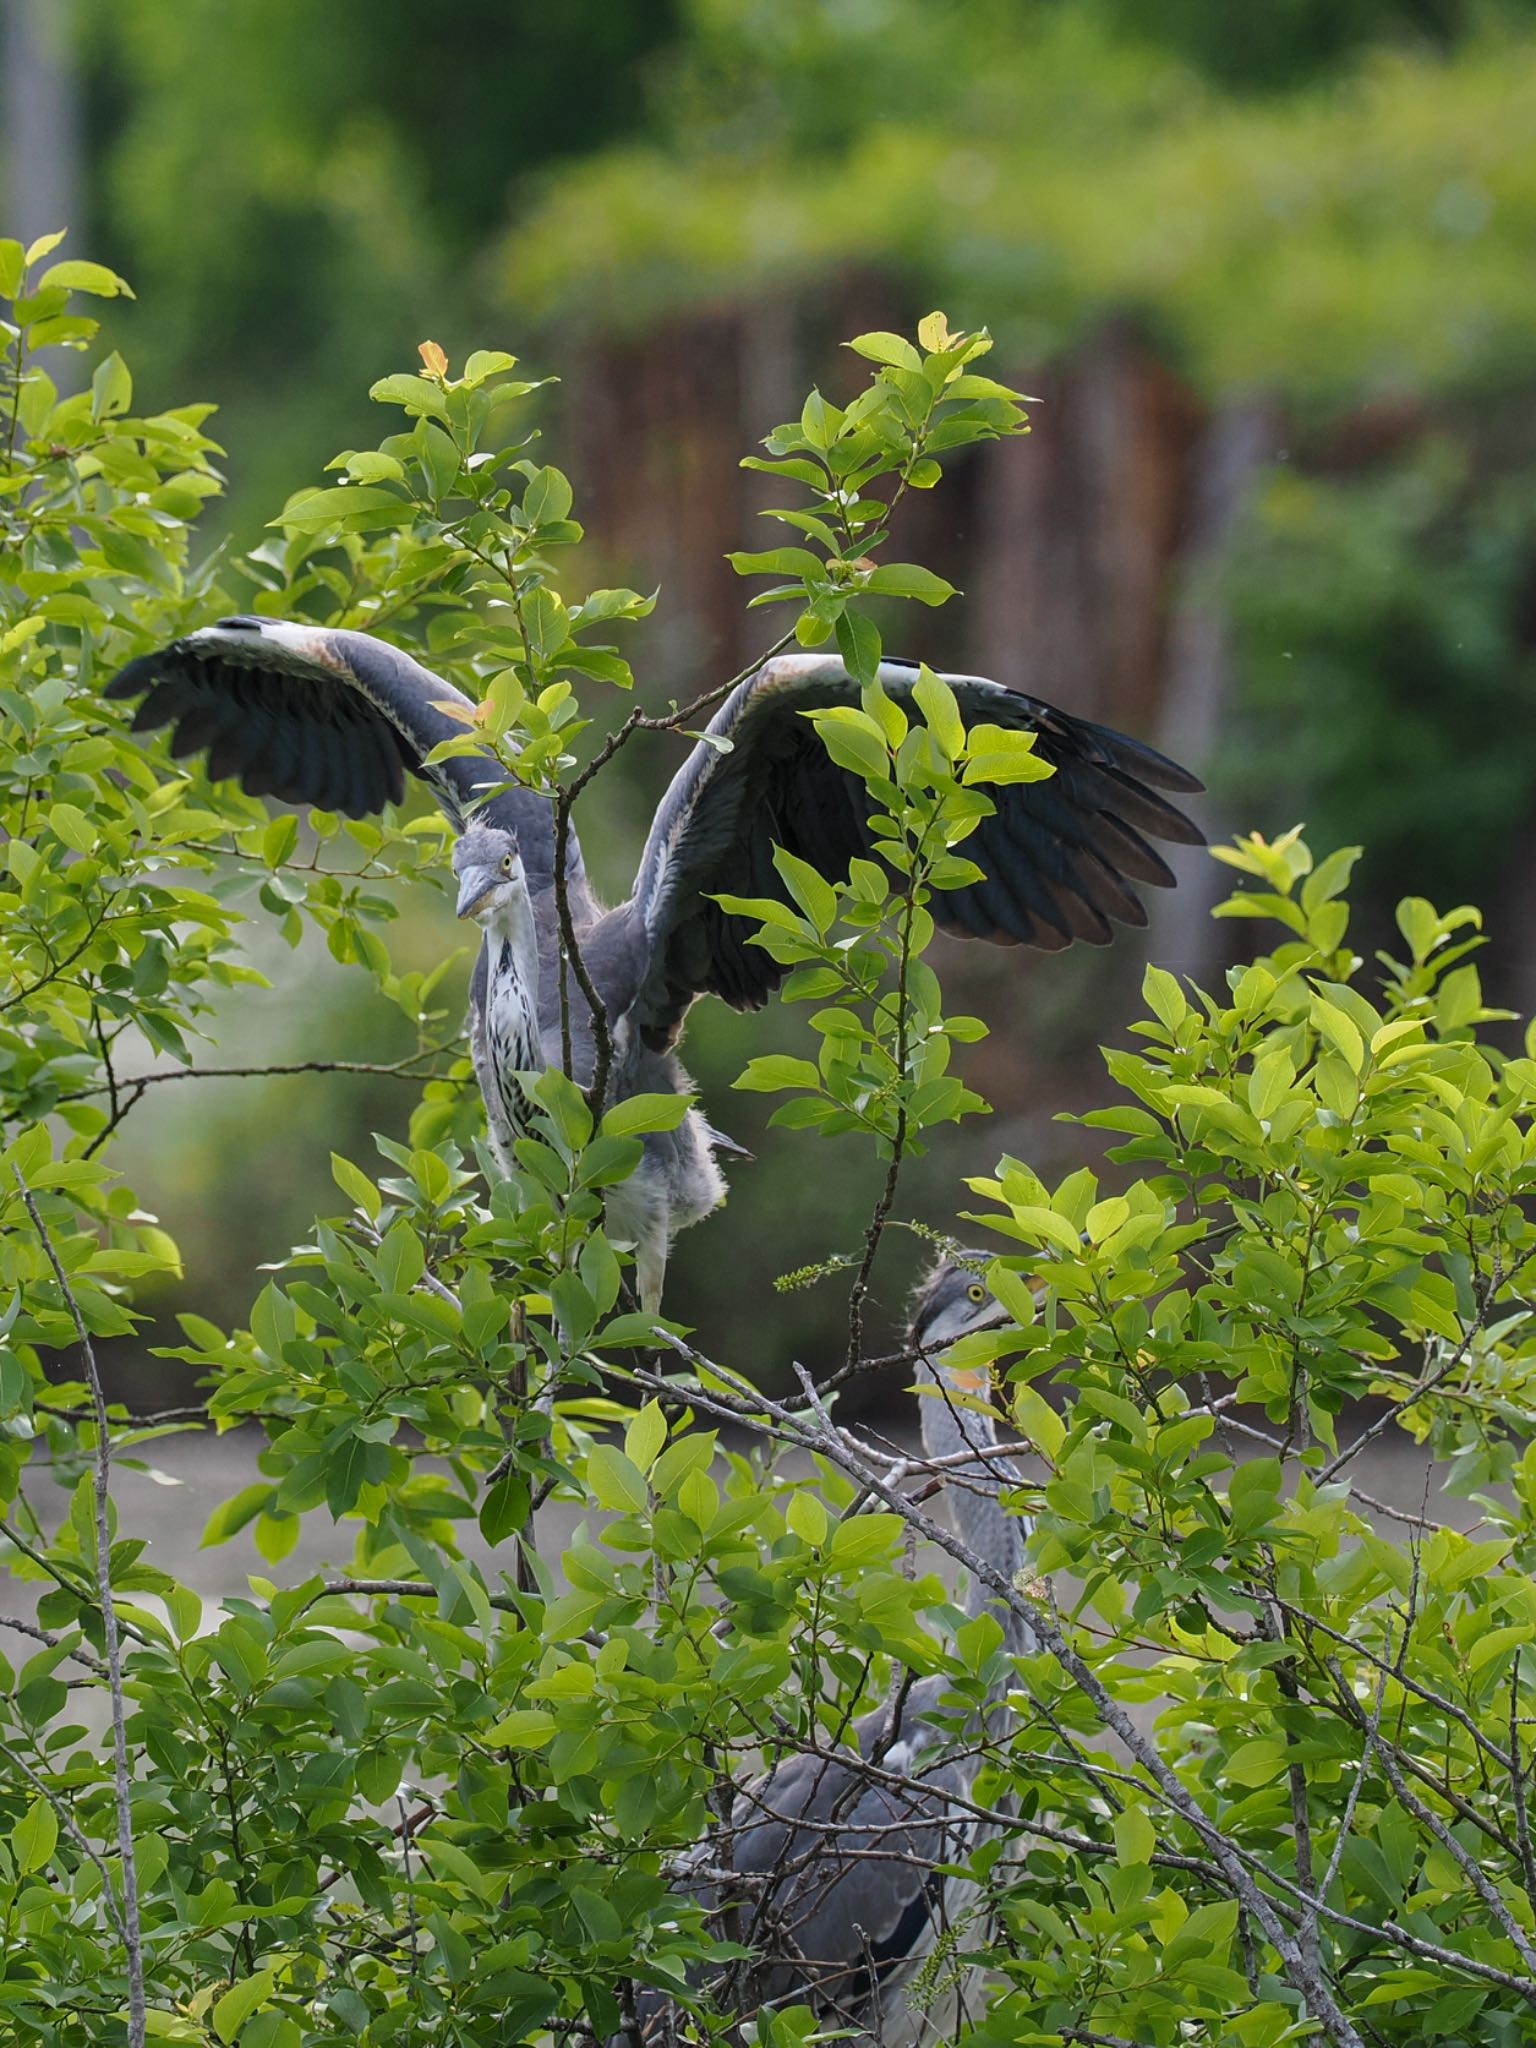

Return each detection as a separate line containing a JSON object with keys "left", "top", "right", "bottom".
{"left": 728, "top": 1731, "right": 969, "bottom": 2016}
{"left": 623, "top": 1676, "right": 969, "bottom": 2040}
{"left": 105, "top": 618, "right": 594, "bottom": 909}
{"left": 625, "top": 653, "right": 1203, "bottom": 1049}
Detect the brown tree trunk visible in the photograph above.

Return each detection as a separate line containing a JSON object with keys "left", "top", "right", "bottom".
{"left": 1144, "top": 397, "right": 1274, "bottom": 981}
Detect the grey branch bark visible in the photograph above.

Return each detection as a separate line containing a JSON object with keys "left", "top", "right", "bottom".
{"left": 15, "top": 1169, "right": 144, "bottom": 2048}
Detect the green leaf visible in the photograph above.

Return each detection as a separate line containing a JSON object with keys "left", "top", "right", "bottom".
{"left": 47, "top": 801, "right": 94, "bottom": 853}
{"left": 262, "top": 814, "right": 299, "bottom": 868}
{"left": 835, "top": 607, "right": 882, "bottom": 687}
{"left": 1113, "top": 1804, "right": 1155, "bottom": 1867}
{"left": 276, "top": 485, "right": 407, "bottom": 532}
{"left": 1311, "top": 996, "right": 1364, "bottom": 1073}
{"left": 90, "top": 350, "right": 133, "bottom": 422}
{"left": 524, "top": 465, "right": 574, "bottom": 525}
{"left": 800, "top": 389, "right": 842, "bottom": 450}
{"left": 786, "top": 1490, "right": 828, "bottom": 1545}
{"left": 847, "top": 331, "right": 923, "bottom": 372}
{"left": 960, "top": 724, "right": 1054, "bottom": 786}
{"left": 625, "top": 1400, "right": 667, "bottom": 1476}
{"left": 1468, "top": 1624, "right": 1533, "bottom": 1673}
{"left": 535, "top": 1067, "right": 593, "bottom": 1150}
{"left": 1143, "top": 964, "right": 1187, "bottom": 1032}
{"left": 727, "top": 546, "right": 826, "bottom": 581}
{"left": 330, "top": 1153, "right": 381, "bottom": 1221}
{"left": 201, "top": 1484, "right": 274, "bottom": 1549}
{"left": 587, "top": 1443, "right": 648, "bottom": 1514}
{"left": 462, "top": 347, "right": 519, "bottom": 384}
{"left": 913, "top": 666, "right": 965, "bottom": 761}
{"left": 602, "top": 1093, "right": 693, "bottom": 1138}
{"left": 213, "top": 1970, "right": 276, "bottom": 2044}
{"left": 12, "top": 1797, "right": 57, "bottom": 1874}
{"left": 806, "top": 706, "right": 891, "bottom": 782}
{"left": 486, "top": 1708, "right": 558, "bottom": 1749}
{"left": 1011, "top": 1385, "right": 1063, "bottom": 1462}
{"left": 142, "top": 2016, "right": 204, "bottom": 2042}
{"left": 863, "top": 563, "right": 956, "bottom": 605}
{"left": 39, "top": 258, "right": 134, "bottom": 299}
{"left": 772, "top": 846, "right": 838, "bottom": 935}
{"left": 986, "top": 1261, "right": 1038, "bottom": 1328}
{"left": 734, "top": 1055, "right": 822, "bottom": 1094}
{"left": 324, "top": 1434, "right": 390, "bottom": 1519}
{"left": 368, "top": 371, "right": 451, "bottom": 419}
{"left": 479, "top": 1471, "right": 530, "bottom": 1546}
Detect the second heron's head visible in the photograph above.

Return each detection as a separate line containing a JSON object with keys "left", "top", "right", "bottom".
{"left": 909, "top": 1254, "right": 1015, "bottom": 1356}
{"left": 453, "top": 824, "right": 525, "bottom": 922}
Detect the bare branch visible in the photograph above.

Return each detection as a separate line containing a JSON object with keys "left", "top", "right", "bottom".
{"left": 15, "top": 1170, "right": 145, "bottom": 2048}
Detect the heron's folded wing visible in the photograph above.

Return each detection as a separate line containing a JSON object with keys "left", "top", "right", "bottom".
{"left": 105, "top": 617, "right": 592, "bottom": 905}
{"left": 727, "top": 1707, "right": 973, "bottom": 2021}
{"left": 624, "top": 653, "right": 1203, "bottom": 1049}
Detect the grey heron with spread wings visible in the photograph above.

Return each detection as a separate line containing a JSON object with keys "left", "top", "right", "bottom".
{"left": 107, "top": 619, "right": 1201, "bottom": 1305}
{"left": 621, "top": 1257, "right": 1031, "bottom": 2045}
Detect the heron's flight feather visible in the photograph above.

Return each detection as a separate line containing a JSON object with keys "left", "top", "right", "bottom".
{"left": 625, "top": 652, "right": 1203, "bottom": 1049}
{"left": 105, "top": 619, "right": 594, "bottom": 913}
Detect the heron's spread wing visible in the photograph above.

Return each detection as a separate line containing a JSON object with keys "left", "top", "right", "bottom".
{"left": 105, "top": 617, "right": 590, "bottom": 903}
{"left": 626, "top": 653, "right": 1203, "bottom": 1049}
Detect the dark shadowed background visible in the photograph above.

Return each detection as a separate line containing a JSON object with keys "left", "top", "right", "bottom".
{"left": 6, "top": 0, "right": 1536, "bottom": 1392}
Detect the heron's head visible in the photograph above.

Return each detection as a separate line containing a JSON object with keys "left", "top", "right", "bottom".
{"left": 909, "top": 1253, "right": 1017, "bottom": 1356}
{"left": 452, "top": 824, "right": 524, "bottom": 921}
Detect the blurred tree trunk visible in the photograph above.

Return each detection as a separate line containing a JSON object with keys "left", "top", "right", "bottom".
{"left": 970, "top": 322, "right": 1200, "bottom": 727}
{"left": 2, "top": 0, "right": 82, "bottom": 390}
{"left": 2, "top": 0, "right": 81, "bottom": 248}
{"left": 1144, "top": 397, "right": 1274, "bottom": 982}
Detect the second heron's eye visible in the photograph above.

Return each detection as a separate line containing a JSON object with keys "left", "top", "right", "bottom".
{"left": 966, "top": 1283, "right": 987, "bottom": 1304}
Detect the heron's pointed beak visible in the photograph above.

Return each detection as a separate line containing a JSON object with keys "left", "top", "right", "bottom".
{"left": 455, "top": 867, "right": 499, "bottom": 919}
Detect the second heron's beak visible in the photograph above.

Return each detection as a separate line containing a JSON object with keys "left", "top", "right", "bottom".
{"left": 455, "top": 867, "right": 500, "bottom": 919}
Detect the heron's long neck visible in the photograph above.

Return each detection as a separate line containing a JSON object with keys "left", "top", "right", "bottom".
{"left": 919, "top": 1357, "right": 1034, "bottom": 1660}
{"left": 484, "top": 880, "right": 544, "bottom": 1066}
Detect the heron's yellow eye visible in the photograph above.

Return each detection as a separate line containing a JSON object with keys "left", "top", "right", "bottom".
{"left": 502, "top": 853, "right": 514, "bottom": 873}
{"left": 966, "top": 1283, "right": 987, "bottom": 1304}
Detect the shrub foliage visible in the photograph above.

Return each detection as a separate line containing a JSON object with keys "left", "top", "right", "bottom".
{"left": 3, "top": 239, "right": 1536, "bottom": 2048}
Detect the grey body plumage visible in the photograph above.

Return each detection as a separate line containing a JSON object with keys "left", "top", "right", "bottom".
{"left": 622, "top": 1259, "right": 1032, "bottom": 2044}
{"left": 107, "top": 619, "right": 1202, "bottom": 1304}
{"left": 454, "top": 818, "right": 725, "bottom": 1307}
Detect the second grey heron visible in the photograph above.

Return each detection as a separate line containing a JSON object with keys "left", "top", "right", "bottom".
{"left": 107, "top": 620, "right": 1201, "bottom": 1303}
{"left": 625, "top": 1256, "right": 1033, "bottom": 2044}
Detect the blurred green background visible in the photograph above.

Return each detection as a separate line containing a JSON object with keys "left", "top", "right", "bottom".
{"left": 7, "top": 0, "right": 1536, "bottom": 1390}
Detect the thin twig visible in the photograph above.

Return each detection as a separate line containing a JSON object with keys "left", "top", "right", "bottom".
{"left": 1512, "top": 1654, "right": 1536, "bottom": 1905}
{"left": 61, "top": 1048, "right": 451, "bottom": 1103}
{"left": 314, "top": 1576, "right": 522, "bottom": 1614}
{"left": 1318, "top": 1657, "right": 1391, "bottom": 1904}
{"left": 1369, "top": 1719, "right": 1536, "bottom": 1978}
{"left": 0, "top": 1611, "right": 107, "bottom": 1675}
{"left": 15, "top": 1171, "right": 145, "bottom": 2048}
{"left": 0, "top": 1739, "right": 130, "bottom": 1941}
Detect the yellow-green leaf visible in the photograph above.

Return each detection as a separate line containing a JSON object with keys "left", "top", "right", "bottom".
{"left": 1113, "top": 1805, "right": 1155, "bottom": 1867}
{"left": 12, "top": 1797, "right": 57, "bottom": 1874}
{"left": 213, "top": 1969, "right": 276, "bottom": 2044}
{"left": 786, "top": 1490, "right": 828, "bottom": 1546}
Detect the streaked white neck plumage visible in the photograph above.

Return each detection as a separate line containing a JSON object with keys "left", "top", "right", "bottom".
{"left": 919, "top": 1357, "right": 1034, "bottom": 1658}
{"left": 478, "top": 880, "right": 545, "bottom": 1173}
